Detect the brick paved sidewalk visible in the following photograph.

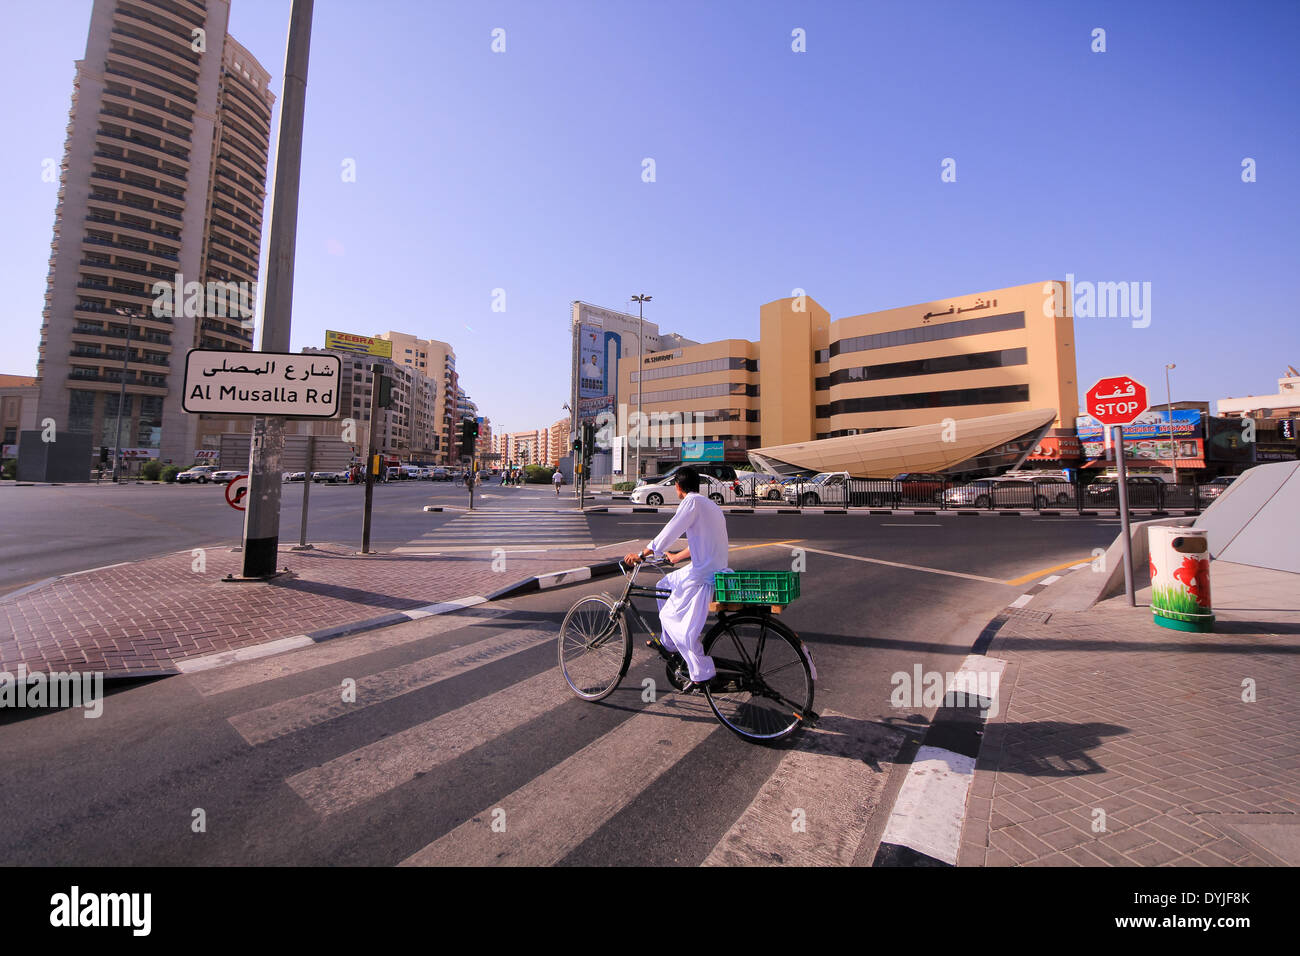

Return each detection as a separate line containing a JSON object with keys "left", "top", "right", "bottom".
{"left": 0, "top": 542, "right": 630, "bottom": 677}
{"left": 959, "top": 561, "right": 1300, "bottom": 866}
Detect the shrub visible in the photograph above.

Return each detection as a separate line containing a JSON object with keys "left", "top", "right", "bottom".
{"left": 1, "top": 460, "right": 15, "bottom": 481}
{"left": 523, "top": 464, "right": 556, "bottom": 484}
{"left": 161, "top": 465, "right": 183, "bottom": 483}
{"left": 613, "top": 481, "right": 636, "bottom": 492}
{"left": 140, "top": 458, "right": 163, "bottom": 481}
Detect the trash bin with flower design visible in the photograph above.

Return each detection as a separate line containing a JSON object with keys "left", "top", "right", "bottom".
{"left": 1148, "top": 526, "right": 1214, "bottom": 632}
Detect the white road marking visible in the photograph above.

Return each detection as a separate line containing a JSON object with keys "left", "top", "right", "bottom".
{"left": 795, "top": 545, "right": 1007, "bottom": 585}
{"left": 400, "top": 693, "right": 718, "bottom": 866}
{"left": 1039, "top": 574, "right": 1062, "bottom": 585}
{"left": 702, "top": 711, "right": 904, "bottom": 866}
{"left": 286, "top": 669, "right": 567, "bottom": 817}
{"left": 1008, "top": 593, "right": 1034, "bottom": 608}
{"left": 226, "top": 625, "right": 555, "bottom": 744}
{"left": 879, "top": 745, "right": 976, "bottom": 866}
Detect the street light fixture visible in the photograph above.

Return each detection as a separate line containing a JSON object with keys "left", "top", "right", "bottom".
{"left": 1164, "top": 363, "right": 1179, "bottom": 485}
{"left": 631, "top": 293, "right": 651, "bottom": 481}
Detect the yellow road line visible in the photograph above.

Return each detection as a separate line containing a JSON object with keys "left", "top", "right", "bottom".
{"left": 1003, "top": 557, "right": 1091, "bottom": 587}
{"left": 729, "top": 539, "right": 804, "bottom": 552}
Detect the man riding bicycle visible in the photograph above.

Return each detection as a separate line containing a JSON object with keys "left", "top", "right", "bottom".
{"left": 624, "top": 467, "right": 731, "bottom": 693}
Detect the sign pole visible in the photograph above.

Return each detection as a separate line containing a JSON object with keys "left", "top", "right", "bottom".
{"left": 297, "top": 434, "right": 314, "bottom": 548}
{"left": 241, "top": 0, "right": 314, "bottom": 578}
{"left": 361, "top": 379, "right": 380, "bottom": 554}
{"left": 1114, "top": 424, "right": 1136, "bottom": 606}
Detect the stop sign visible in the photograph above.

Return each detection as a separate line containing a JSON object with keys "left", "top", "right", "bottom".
{"left": 1086, "top": 376, "right": 1149, "bottom": 427}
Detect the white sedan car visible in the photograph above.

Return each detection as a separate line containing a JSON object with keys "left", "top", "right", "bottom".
{"left": 630, "top": 473, "right": 740, "bottom": 506}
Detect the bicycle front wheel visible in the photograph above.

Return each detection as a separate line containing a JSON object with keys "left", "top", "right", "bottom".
{"left": 558, "top": 594, "right": 631, "bottom": 701}
{"left": 702, "top": 614, "right": 813, "bottom": 742}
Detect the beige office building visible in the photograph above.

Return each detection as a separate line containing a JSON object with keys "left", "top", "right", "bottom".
{"left": 27, "top": 0, "right": 273, "bottom": 479}
{"left": 375, "top": 331, "right": 460, "bottom": 464}
{"left": 614, "top": 280, "right": 1078, "bottom": 476}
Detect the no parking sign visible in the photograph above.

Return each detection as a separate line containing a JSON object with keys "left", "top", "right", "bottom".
{"left": 225, "top": 475, "right": 249, "bottom": 511}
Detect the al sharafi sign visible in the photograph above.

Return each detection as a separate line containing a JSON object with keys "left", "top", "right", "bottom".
{"left": 182, "top": 350, "right": 341, "bottom": 417}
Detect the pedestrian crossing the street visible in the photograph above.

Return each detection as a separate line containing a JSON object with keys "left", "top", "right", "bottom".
{"left": 192, "top": 606, "right": 906, "bottom": 867}
{"left": 394, "top": 509, "right": 595, "bottom": 553}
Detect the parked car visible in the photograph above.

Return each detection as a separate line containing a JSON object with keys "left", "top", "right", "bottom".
{"left": 1198, "top": 475, "right": 1237, "bottom": 501}
{"left": 943, "top": 479, "right": 1000, "bottom": 507}
{"left": 630, "top": 473, "right": 739, "bottom": 506}
{"left": 210, "top": 470, "right": 241, "bottom": 484}
{"left": 637, "top": 463, "right": 738, "bottom": 487}
{"left": 1085, "top": 475, "right": 1166, "bottom": 506}
{"left": 783, "top": 472, "right": 840, "bottom": 506}
{"left": 749, "top": 475, "right": 794, "bottom": 500}
{"left": 285, "top": 471, "right": 307, "bottom": 482}
{"left": 176, "top": 465, "right": 217, "bottom": 484}
{"left": 431, "top": 467, "right": 451, "bottom": 481}
{"left": 893, "top": 472, "right": 949, "bottom": 504}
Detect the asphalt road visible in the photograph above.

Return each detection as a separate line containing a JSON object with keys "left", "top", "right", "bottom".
{"left": 0, "top": 507, "right": 1118, "bottom": 865}
{"left": 0, "top": 478, "right": 556, "bottom": 593}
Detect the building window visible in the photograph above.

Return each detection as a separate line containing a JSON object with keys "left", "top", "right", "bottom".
{"left": 629, "top": 356, "right": 756, "bottom": 384}
{"left": 825, "top": 384, "right": 1030, "bottom": 416}
{"left": 830, "top": 311, "right": 1026, "bottom": 357}
{"left": 827, "top": 348, "right": 1028, "bottom": 386}
{"left": 68, "top": 390, "right": 96, "bottom": 433}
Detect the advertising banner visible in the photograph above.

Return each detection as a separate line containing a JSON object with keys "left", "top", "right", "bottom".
{"left": 1081, "top": 437, "right": 1204, "bottom": 464}
{"left": 325, "top": 330, "right": 393, "bottom": 358}
{"left": 1075, "top": 409, "right": 1201, "bottom": 441}
{"left": 578, "top": 325, "right": 605, "bottom": 398}
{"left": 577, "top": 394, "right": 613, "bottom": 422}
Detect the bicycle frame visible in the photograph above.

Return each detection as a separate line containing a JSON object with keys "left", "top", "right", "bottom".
{"left": 611, "top": 558, "right": 674, "bottom": 639}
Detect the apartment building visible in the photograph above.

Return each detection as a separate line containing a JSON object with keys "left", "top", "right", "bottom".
{"left": 26, "top": 0, "right": 273, "bottom": 480}
{"left": 547, "top": 417, "right": 571, "bottom": 466}
{"left": 376, "top": 331, "right": 459, "bottom": 463}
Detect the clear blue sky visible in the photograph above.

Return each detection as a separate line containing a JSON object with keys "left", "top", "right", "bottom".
{"left": 3, "top": 0, "right": 1297, "bottom": 433}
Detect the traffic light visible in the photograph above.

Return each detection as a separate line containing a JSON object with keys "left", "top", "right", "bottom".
{"left": 459, "top": 418, "right": 479, "bottom": 459}
{"left": 100, "top": 446, "right": 109, "bottom": 464}
{"left": 581, "top": 421, "right": 595, "bottom": 469}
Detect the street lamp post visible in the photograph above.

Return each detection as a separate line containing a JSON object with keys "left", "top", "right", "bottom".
{"left": 1164, "top": 363, "right": 1179, "bottom": 485}
{"left": 110, "top": 306, "right": 135, "bottom": 482}
{"left": 631, "top": 294, "right": 651, "bottom": 481}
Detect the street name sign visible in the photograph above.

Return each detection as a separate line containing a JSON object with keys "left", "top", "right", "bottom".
{"left": 182, "top": 350, "right": 341, "bottom": 418}
{"left": 1086, "top": 376, "right": 1149, "bottom": 427}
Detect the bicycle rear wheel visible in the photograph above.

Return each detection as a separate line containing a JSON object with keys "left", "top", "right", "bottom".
{"left": 558, "top": 594, "right": 631, "bottom": 701}
{"left": 702, "top": 613, "right": 813, "bottom": 742}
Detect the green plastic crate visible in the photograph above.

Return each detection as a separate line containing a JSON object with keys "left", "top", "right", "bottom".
{"left": 714, "top": 570, "right": 801, "bottom": 606}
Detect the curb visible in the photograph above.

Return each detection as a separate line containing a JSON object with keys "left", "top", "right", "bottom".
{"left": 171, "top": 595, "right": 489, "bottom": 676}
{"left": 486, "top": 559, "right": 625, "bottom": 600}
{"left": 871, "top": 561, "right": 1088, "bottom": 867}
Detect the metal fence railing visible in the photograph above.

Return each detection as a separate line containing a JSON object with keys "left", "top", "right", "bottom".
{"left": 725, "top": 476, "right": 1213, "bottom": 514}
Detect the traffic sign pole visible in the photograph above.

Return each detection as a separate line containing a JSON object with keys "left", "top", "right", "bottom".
{"left": 361, "top": 375, "right": 381, "bottom": 554}
{"left": 1114, "top": 425, "right": 1136, "bottom": 606}
{"left": 241, "top": 0, "right": 314, "bottom": 578}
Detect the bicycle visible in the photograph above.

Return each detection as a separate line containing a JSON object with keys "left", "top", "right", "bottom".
{"left": 557, "top": 557, "right": 819, "bottom": 742}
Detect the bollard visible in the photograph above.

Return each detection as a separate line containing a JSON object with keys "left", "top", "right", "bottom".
{"left": 1148, "top": 526, "right": 1214, "bottom": 632}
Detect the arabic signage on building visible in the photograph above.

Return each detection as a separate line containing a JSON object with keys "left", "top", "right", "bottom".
{"left": 1025, "top": 436, "right": 1083, "bottom": 460}
{"left": 182, "top": 350, "right": 341, "bottom": 418}
{"left": 682, "top": 440, "right": 725, "bottom": 462}
{"left": 1075, "top": 409, "right": 1202, "bottom": 441}
{"left": 324, "top": 330, "right": 393, "bottom": 358}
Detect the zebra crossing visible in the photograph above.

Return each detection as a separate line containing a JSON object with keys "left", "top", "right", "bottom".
{"left": 187, "top": 604, "right": 907, "bottom": 867}
{"left": 394, "top": 509, "right": 595, "bottom": 553}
